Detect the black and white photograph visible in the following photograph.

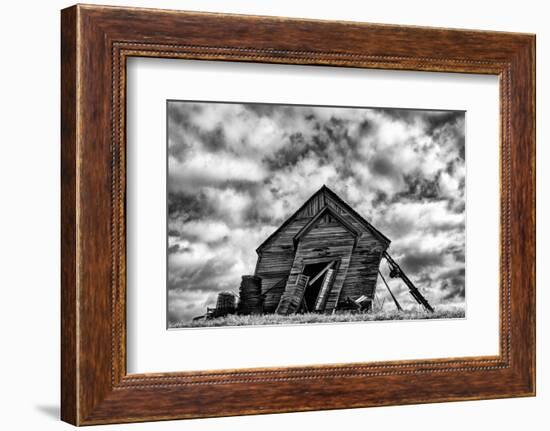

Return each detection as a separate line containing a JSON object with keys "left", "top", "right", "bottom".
{"left": 167, "top": 100, "right": 466, "bottom": 328}
{"left": 1, "top": 0, "right": 541, "bottom": 429}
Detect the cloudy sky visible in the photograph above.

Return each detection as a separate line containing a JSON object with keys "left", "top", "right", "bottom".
{"left": 167, "top": 101, "right": 465, "bottom": 325}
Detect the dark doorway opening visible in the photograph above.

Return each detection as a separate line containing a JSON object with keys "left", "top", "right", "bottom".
{"left": 302, "top": 261, "right": 335, "bottom": 312}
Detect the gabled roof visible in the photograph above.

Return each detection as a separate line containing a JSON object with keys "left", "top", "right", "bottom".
{"left": 256, "top": 185, "right": 391, "bottom": 254}
{"left": 293, "top": 205, "right": 360, "bottom": 247}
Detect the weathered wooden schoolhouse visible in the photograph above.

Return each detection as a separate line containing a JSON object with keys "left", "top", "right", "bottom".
{"left": 239, "top": 185, "right": 392, "bottom": 315}
{"left": 199, "top": 185, "right": 433, "bottom": 321}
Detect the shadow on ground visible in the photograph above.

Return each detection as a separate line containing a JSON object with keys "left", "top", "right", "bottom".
{"left": 35, "top": 404, "right": 59, "bottom": 420}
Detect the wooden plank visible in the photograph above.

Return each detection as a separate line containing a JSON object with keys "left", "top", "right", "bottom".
{"left": 309, "top": 261, "right": 335, "bottom": 286}
{"left": 378, "top": 270, "right": 403, "bottom": 311}
{"left": 276, "top": 274, "right": 309, "bottom": 315}
{"left": 324, "top": 253, "right": 352, "bottom": 311}
{"left": 314, "top": 269, "right": 335, "bottom": 311}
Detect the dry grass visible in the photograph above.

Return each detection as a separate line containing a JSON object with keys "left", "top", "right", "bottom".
{"left": 170, "top": 304, "right": 465, "bottom": 328}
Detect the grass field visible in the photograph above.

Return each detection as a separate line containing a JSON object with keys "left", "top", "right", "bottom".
{"left": 171, "top": 304, "right": 465, "bottom": 328}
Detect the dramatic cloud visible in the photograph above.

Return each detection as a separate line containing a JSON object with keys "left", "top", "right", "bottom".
{"left": 167, "top": 102, "right": 465, "bottom": 324}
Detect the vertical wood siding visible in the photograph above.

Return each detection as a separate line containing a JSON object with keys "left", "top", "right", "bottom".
{"left": 253, "top": 188, "right": 389, "bottom": 312}
{"left": 285, "top": 222, "right": 356, "bottom": 311}
{"left": 262, "top": 277, "right": 288, "bottom": 313}
{"left": 339, "top": 235, "right": 386, "bottom": 305}
{"left": 255, "top": 218, "right": 310, "bottom": 309}
{"left": 276, "top": 274, "right": 310, "bottom": 315}
{"left": 295, "top": 190, "right": 327, "bottom": 218}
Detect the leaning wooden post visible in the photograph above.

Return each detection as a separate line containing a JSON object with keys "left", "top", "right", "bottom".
{"left": 378, "top": 270, "right": 403, "bottom": 312}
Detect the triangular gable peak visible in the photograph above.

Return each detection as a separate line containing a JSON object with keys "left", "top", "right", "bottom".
{"left": 256, "top": 185, "right": 390, "bottom": 253}
{"left": 293, "top": 205, "right": 360, "bottom": 248}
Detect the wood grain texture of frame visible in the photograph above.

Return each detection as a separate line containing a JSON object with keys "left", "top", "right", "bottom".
{"left": 61, "top": 4, "right": 535, "bottom": 426}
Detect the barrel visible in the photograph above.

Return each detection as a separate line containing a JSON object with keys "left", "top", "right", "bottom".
{"left": 215, "top": 292, "right": 236, "bottom": 316}
{"left": 237, "top": 275, "right": 263, "bottom": 315}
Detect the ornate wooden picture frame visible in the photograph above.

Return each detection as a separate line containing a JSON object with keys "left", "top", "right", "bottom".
{"left": 61, "top": 4, "right": 535, "bottom": 425}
